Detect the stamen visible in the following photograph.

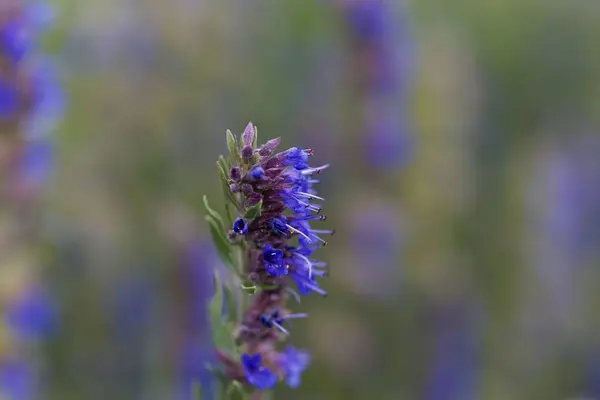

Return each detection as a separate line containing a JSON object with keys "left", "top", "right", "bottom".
{"left": 284, "top": 313, "right": 308, "bottom": 320}
{"left": 310, "top": 269, "right": 327, "bottom": 277}
{"left": 296, "top": 191, "right": 325, "bottom": 201}
{"left": 293, "top": 253, "right": 313, "bottom": 278}
{"left": 286, "top": 287, "right": 301, "bottom": 303}
{"left": 301, "top": 164, "right": 330, "bottom": 175}
{"left": 306, "top": 205, "right": 322, "bottom": 213}
{"left": 312, "top": 235, "right": 328, "bottom": 245}
{"left": 272, "top": 321, "right": 289, "bottom": 335}
{"left": 286, "top": 224, "right": 312, "bottom": 242}
{"left": 309, "top": 229, "right": 335, "bottom": 235}
{"left": 305, "top": 281, "right": 327, "bottom": 297}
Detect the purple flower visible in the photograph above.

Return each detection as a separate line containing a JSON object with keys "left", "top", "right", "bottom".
{"left": 241, "top": 354, "right": 277, "bottom": 390}
{"left": 0, "top": 1, "right": 55, "bottom": 65}
{"left": 249, "top": 166, "right": 265, "bottom": 180}
{"left": 213, "top": 124, "right": 333, "bottom": 390}
{"left": 268, "top": 216, "right": 289, "bottom": 237}
{"left": 0, "top": 358, "right": 36, "bottom": 400}
{"left": 345, "top": 0, "right": 388, "bottom": 42}
{"left": 341, "top": 0, "right": 414, "bottom": 170}
{"left": 290, "top": 269, "right": 327, "bottom": 297}
{"left": 425, "top": 303, "right": 480, "bottom": 400}
{"left": 233, "top": 218, "right": 248, "bottom": 235}
{"left": 282, "top": 147, "right": 311, "bottom": 170}
{"left": 258, "top": 309, "right": 307, "bottom": 335}
{"left": 25, "top": 58, "right": 65, "bottom": 139}
{"left": 0, "top": 78, "right": 19, "bottom": 118}
{"left": 262, "top": 245, "right": 286, "bottom": 276}
{"left": 0, "top": 17, "right": 30, "bottom": 64}
{"left": 6, "top": 285, "right": 57, "bottom": 342}
{"left": 17, "top": 139, "right": 54, "bottom": 188}
{"left": 280, "top": 346, "right": 310, "bottom": 389}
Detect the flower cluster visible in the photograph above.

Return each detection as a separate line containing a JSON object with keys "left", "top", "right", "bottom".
{"left": 204, "top": 123, "right": 332, "bottom": 395}
{"left": 1, "top": 1, "right": 62, "bottom": 194}
{"left": 340, "top": 0, "right": 413, "bottom": 170}
{"left": 0, "top": 1, "right": 61, "bottom": 399}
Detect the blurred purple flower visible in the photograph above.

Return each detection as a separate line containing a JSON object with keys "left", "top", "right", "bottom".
{"left": 531, "top": 135, "right": 600, "bottom": 296}
{"left": 241, "top": 353, "right": 277, "bottom": 390}
{"left": 0, "top": 16, "right": 30, "bottom": 65}
{"left": 0, "top": 77, "right": 19, "bottom": 118}
{"left": 341, "top": 0, "right": 414, "bottom": 170}
{"left": 345, "top": 0, "right": 388, "bottom": 42}
{"left": 17, "top": 139, "right": 54, "bottom": 187}
{"left": 24, "top": 58, "right": 65, "bottom": 140}
{"left": 585, "top": 348, "right": 600, "bottom": 397}
{"left": 347, "top": 203, "right": 404, "bottom": 298}
{"left": 425, "top": 302, "right": 481, "bottom": 400}
{"left": 279, "top": 346, "right": 311, "bottom": 389}
{"left": 364, "top": 101, "right": 412, "bottom": 170}
{"left": 0, "top": 1, "right": 54, "bottom": 65}
{"left": 177, "top": 241, "right": 216, "bottom": 399}
{"left": 6, "top": 285, "right": 58, "bottom": 342}
{"left": 112, "top": 276, "right": 155, "bottom": 340}
{"left": 0, "top": 358, "right": 37, "bottom": 400}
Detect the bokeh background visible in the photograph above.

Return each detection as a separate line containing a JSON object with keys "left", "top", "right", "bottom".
{"left": 2, "top": 0, "right": 600, "bottom": 399}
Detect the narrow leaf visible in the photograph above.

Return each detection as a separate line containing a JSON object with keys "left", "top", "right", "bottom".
{"left": 210, "top": 272, "right": 235, "bottom": 350}
{"left": 252, "top": 125, "right": 258, "bottom": 148}
{"left": 226, "top": 129, "right": 239, "bottom": 163}
{"left": 243, "top": 199, "right": 262, "bottom": 221}
{"left": 218, "top": 155, "right": 229, "bottom": 180}
{"left": 203, "top": 195, "right": 226, "bottom": 234}
{"left": 222, "top": 284, "right": 238, "bottom": 323}
{"left": 217, "top": 162, "right": 239, "bottom": 209}
{"left": 224, "top": 203, "right": 234, "bottom": 228}
{"left": 226, "top": 381, "right": 246, "bottom": 400}
{"left": 205, "top": 216, "right": 234, "bottom": 270}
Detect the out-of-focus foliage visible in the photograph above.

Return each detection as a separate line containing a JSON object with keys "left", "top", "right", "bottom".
{"left": 2, "top": 0, "right": 599, "bottom": 399}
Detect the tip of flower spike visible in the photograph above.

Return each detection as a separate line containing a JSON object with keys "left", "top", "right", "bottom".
{"left": 242, "top": 122, "right": 256, "bottom": 147}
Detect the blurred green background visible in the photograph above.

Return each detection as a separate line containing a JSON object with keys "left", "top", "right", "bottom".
{"left": 8, "top": 0, "right": 600, "bottom": 399}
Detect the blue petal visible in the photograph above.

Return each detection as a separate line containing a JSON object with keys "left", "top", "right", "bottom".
{"left": 0, "top": 19, "right": 30, "bottom": 64}
{"left": 286, "top": 372, "right": 301, "bottom": 389}
{"left": 248, "top": 368, "right": 277, "bottom": 390}
{"left": 0, "top": 79, "right": 19, "bottom": 118}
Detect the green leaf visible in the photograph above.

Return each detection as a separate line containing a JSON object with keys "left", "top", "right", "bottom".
{"left": 224, "top": 203, "right": 234, "bottom": 228}
{"left": 205, "top": 216, "right": 235, "bottom": 270}
{"left": 203, "top": 195, "right": 226, "bottom": 234}
{"left": 192, "top": 382, "right": 203, "bottom": 400}
{"left": 252, "top": 125, "right": 258, "bottom": 148}
{"left": 243, "top": 199, "right": 263, "bottom": 221}
{"left": 222, "top": 283, "right": 239, "bottom": 323}
{"left": 241, "top": 280, "right": 257, "bottom": 295}
{"left": 216, "top": 156, "right": 240, "bottom": 209}
{"left": 226, "top": 381, "right": 247, "bottom": 400}
{"left": 217, "top": 161, "right": 239, "bottom": 209}
{"left": 226, "top": 129, "right": 239, "bottom": 163}
{"left": 210, "top": 272, "right": 235, "bottom": 350}
{"left": 216, "top": 155, "right": 228, "bottom": 178}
